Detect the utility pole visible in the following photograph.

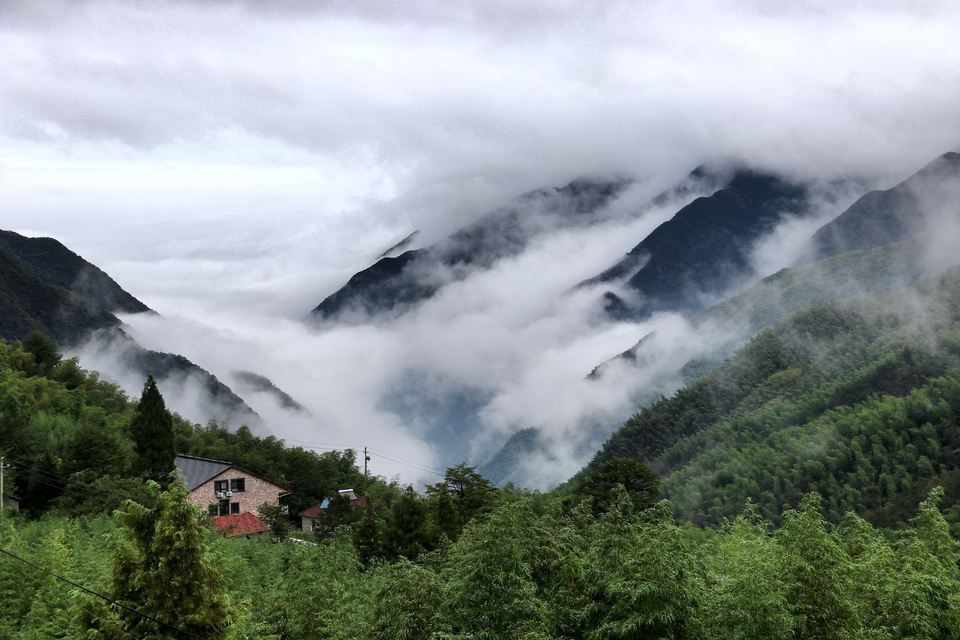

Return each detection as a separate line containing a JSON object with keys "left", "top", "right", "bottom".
{"left": 363, "top": 447, "right": 370, "bottom": 480}
{"left": 0, "top": 456, "right": 8, "bottom": 511}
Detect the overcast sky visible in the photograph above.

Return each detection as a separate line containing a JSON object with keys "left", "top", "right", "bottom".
{"left": 2, "top": 0, "right": 960, "bottom": 482}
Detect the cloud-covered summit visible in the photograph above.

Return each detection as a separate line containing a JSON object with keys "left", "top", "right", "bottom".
{"left": 2, "top": 0, "right": 960, "bottom": 481}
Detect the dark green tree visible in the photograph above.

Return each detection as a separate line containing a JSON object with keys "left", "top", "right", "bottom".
{"left": 701, "top": 505, "right": 792, "bottom": 640}
{"left": 889, "top": 487, "right": 960, "bottom": 639}
{"left": 426, "top": 462, "right": 496, "bottom": 540}
{"left": 257, "top": 503, "right": 290, "bottom": 541}
{"left": 387, "top": 486, "right": 431, "bottom": 560}
{"left": 777, "top": 494, "right": 858, "bottom": 640}
{"left": 85, "top": 480, "right": 228, "bottom": 639}
{"left": 20, "top": 529, "right": 81, "bottom": 639}
{"left": 439, "top": 499, "right": 550, "bottom": 639}
{"left": 582, "top": 488, "right": 698, "bottom": 639}
{"left": 65, "top": 420, "right": 131, "bottom": 477}
{"left": 371, "top": 559, "right": 442, "bottom": 640}
{"left": 21, "top": 331, "right": 60, "bottom": 377}
{"left": 353, "top": 507, "right": 386, "bottom": 565}
{"left": 312, "top": 493, "right": 358, "bottom": 539}
{"left": 130, "top": 376, "right": 175, "bottom": 482}
{"left": 582, "top": 457, "right": 660, "bottom": 516}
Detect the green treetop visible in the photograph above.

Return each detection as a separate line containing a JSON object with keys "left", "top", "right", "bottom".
{"left": 131, "top": 376, "right": 175, "bottom": 482}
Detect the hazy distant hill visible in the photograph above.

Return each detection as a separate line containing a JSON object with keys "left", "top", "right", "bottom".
{"left": 809, "top": 151, "right": 960, "bottom": 259}
{"left": 576, "top": 266, "right": 960, "bottom": 526}
{"left": 0, "top": 229, "right": 261, "bottom": 428}
{"left": 87, "top": 328, "right": 262, "bottom": 428}
{"left": 308, "top": 177, "right": 632, "bottom": 322}
{"left": 584, "top": 170, "right": 809, "bottom": 319}
{"left": 0, "top": 230, "right": 150, "bottom": 315}
{"left": 591, "top": 239, "right": 928, "bottom": 380}
{"left": 231, "top": 370, "right": 309, "bottom": 414}
{"left": 0, "top": 231, "right": 135, "bottom": 343}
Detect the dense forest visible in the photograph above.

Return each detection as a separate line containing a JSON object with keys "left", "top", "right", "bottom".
{"left": 3, "top": 268, "right": 960, "bottom": 637}
{"left": 2, "top": 473, "right": 959, "bottom": 638}
{"left": 581, "top": 267, "right": 960, "bottom": 530}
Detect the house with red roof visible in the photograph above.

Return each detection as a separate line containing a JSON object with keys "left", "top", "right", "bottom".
{"left": 299, "top": 489, "right": 368, "bottom": 532}
{"left": 213, "top": 512, "right": 271, "bottom": 537}
{"left": 174, "top": 454, "right": 292, "bottom": 536}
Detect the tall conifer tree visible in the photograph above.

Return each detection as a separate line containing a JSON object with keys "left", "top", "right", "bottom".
{"left": 131, "top": 376, "right": 175, "bottom": 482}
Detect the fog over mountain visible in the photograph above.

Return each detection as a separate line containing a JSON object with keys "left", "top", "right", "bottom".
{"left": 2, "top": 0, "right": 960, "bottom": 483}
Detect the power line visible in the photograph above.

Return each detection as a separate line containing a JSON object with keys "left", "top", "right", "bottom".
{"left": 3, "top": 456, "right": 136, "bottom": 503}
{"left": 0, "top": 547, "right": 201, "bottom": 639}
{"left": 368, "top": 451, "right": 445, "bottom": 477}
{"left": 290, "top": 442, "right": 446, "bottom": 478}
{"left": 282, "top": 438, "right": 447, "bottom": 476}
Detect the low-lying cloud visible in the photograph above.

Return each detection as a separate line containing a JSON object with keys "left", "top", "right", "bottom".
{"left": 3, "top": 0, "right": 960, "bottom": 483}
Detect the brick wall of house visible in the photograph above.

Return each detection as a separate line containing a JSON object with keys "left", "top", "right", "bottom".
{"left": 187, "top": 468, "right": 285, "bottom": 515}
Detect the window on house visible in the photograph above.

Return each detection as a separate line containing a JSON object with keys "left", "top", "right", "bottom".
{"left": 230, "top": 478, "right": 245, "bottom": 493}
{"left": 207, "top": 504, "right": 218, "bottom": 517}
{"left": 218, "top": 500, "right": 230, "bottom": 516}
{"left": 214, "top": 480, "right": 229, "bottom": 494}
{"left": 230, "top": 502, "right": 240, "bottom": 514}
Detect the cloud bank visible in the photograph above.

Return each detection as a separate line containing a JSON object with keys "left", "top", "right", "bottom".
{"left": 2, "top": 0, "right": 960, "bottom": 482}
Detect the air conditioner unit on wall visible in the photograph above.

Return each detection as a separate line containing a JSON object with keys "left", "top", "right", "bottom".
{"left": 225, "top": 491, "right": 233, "bottom": 497}
{"left": 216, "top": 491, "right": 224, "bottom": 498}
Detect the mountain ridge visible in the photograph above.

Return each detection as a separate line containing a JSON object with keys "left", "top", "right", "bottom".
{"left": 584, "top": 169, "right": 810, "bottom": 319}
{"left": 0, "top": 228, "right": 261, "bottom": 429}
{"left": 308, "top": 176, "right": 635, "bottom": 322}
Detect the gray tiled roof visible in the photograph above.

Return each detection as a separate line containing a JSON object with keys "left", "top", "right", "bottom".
{"left": 174, "top": 454, "right": 232, "bottom": 490}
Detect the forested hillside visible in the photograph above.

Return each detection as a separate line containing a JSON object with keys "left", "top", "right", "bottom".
{"left": 0, "top": 334, "right": 357, "bottom": 516}
{"left": 582, "top": 267, "right": 960, "bottom": 527}
{"left": 0, "top": 230, "right": 149, "bottom": 343}
{"left": 2, "top": 470, "right": 959, "bottom": 638}
{"left": 3, "top": 326, "right": 960, "bottom": 637}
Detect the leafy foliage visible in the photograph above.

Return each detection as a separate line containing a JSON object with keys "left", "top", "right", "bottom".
{"left": 2, "top": 487, "right": 958, "bottom": 639}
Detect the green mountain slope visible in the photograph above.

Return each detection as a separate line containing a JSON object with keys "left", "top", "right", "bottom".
{"left": 0, "top": 230, "right": 150, "bottom": 314}
{"left": 580, "top": 268, "right": 960, "bottom": 526}
{"left": 485, "top": 242, "right": 930, "bottom": 488}
{"left": 0, "top": 247, "right": 119, "bottom": 343}
{"left": 0, "top": 229, "right": 260, "bottom": 427}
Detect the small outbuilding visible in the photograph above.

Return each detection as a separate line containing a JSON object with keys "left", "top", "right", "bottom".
{"left": 299, "top": 489, "right": 368, "bottom": 532}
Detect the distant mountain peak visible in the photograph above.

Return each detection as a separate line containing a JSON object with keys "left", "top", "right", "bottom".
{"left": 307, "top": 175, "right": 633, "bottom": 323}
{"left": 582, "top": 168, "right": 809, "bottom": 319}
{"left": 378, "top": 231, "right": 420, "bottom": 259}
{"left": 808, "top": 150, "right": 960, "bottom": 261}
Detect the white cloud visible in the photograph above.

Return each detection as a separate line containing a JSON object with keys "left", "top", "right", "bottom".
{"left": 3, "top": 0, "right": 960, "bottom": 484}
